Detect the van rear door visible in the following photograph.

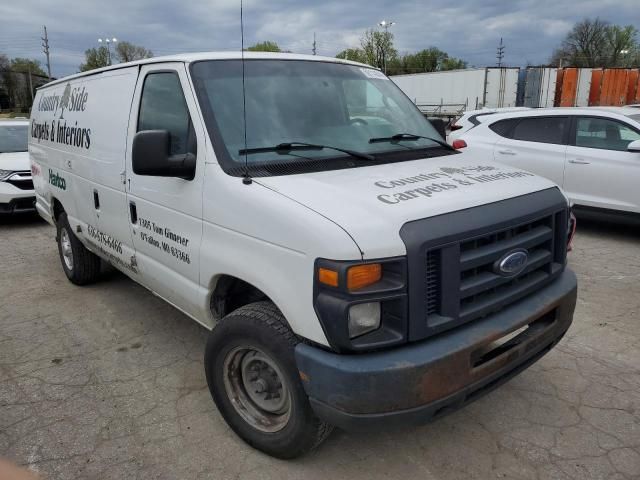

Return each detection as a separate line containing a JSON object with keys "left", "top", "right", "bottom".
{"left": 125, "top": 63, "right": 206, "bottom": 319}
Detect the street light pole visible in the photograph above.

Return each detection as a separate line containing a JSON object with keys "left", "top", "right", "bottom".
{"left": 378, "top": 20, "right": 395, "bottom": 74}
{"left": 98, "top": 37, "right": 118, "bottom": 65}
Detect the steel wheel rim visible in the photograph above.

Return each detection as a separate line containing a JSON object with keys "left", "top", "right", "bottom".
{"left": 60, "top": 228, "right": 74, "bottom": 271}
{"left": 223, "top": 345, "right": 291, "bottom": 433}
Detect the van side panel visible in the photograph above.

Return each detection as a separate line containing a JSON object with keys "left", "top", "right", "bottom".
{"left": 30, "top": 68, "right": 140, "bottom": 275}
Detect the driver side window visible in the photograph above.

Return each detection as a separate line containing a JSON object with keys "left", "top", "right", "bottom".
{"left": 138, "top": 72, "right": 197, "bottom": 156}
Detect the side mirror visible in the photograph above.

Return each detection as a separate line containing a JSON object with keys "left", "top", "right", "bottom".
{"left": 132, "top": 130, "right": 196, "bottom": 180}
{"left": 627, "top": 139, "right": 640, "bottom": 152}
{"left": 427, "top": 117, "right": 447, "bottom": 140}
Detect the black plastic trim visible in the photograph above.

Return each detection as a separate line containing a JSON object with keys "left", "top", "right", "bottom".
{"left": 399, "top": 187, "right": 568, "bottom": 341}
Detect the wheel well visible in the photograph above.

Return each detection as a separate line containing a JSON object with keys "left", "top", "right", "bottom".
{"left": 52, "top": 198, "right": 65, "bottom": 223}
{"left": 210, "top": 276, "right": 270, "bottom": 320}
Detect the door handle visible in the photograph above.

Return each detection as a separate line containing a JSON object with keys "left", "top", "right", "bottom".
{"left": 568, "top": 159, "right": 590, "bottom": 165}
{"left": 129, "top": 202, "right": 137, "bottom": 224}
{"left": 93, "top": 190, "right": 100, "bottom": 210}
{"left": 497, "top": 149, "right": 516, "bottom": 155}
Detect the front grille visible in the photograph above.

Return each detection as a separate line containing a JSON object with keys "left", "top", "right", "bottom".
{"left": 7, "top": 172, "right": 33, "bottom": 190}
{"left": 401, "top": 188, "right": 569, "bottom": 342}
{"left": 7, "top": 178, "right": 34, "bottom": 190}
{"left": 424, "top": 210, "right": 567, "bottom": 334}
{"left": 456, "top": 213, "right": 561, "bottom": 323}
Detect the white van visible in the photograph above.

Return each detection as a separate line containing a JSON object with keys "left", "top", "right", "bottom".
{"left": 30, "top": 52, "right": 577, "bottom": 459}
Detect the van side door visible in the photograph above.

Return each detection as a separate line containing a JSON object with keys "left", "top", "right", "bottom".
{"left": 125, "top": 63, "right": 206, "bottom": 319}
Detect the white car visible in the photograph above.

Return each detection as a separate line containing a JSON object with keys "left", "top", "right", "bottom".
{"left": 0, "top": 119, "right": 35, "bottom": 214}
{"left": 458, "top": 107, "right": 640, "bottom": 217}
{"left": 448, "top": 107, "right": 531, "bottom": 144}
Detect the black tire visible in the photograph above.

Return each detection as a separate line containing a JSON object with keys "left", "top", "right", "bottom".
{"left": 204, "top": 301, "right": 333, "bottom": 459}
{"left": 56, "top": 212, "right": 101, "bottom": 285}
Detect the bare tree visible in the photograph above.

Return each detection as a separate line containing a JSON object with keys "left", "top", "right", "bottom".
{"left": 551, "top": 18, "right": 639, "bottom": 67}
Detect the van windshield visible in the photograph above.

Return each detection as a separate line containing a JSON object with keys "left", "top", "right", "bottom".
{"left": 191, "top": 59, "right": 451, "bottom": 176}
{"left": 0, "top": 124, "right": 28, "bottom": 153}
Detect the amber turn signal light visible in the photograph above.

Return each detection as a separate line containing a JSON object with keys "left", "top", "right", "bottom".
{"left": 347, "top": 263, "right": 382, "bottom": 291}
{"left": 318, "top": 267, "right": 339, "bottom": 287}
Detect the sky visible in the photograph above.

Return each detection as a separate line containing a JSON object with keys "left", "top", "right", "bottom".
{"left": 1, "top": 0, "right": 639, "bottom": 78}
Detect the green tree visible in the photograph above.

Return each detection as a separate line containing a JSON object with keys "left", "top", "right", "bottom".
{"left": 606, "top": 25, "right": 638, "bottom": 67}
{"left": 0, "top": 54, "right": 14, "bottom": 109}
{"left": 246, "top": 41, "right": 281, "bottom": 52}
{"left": 115, "top": 41, "right": 153, "bottom": 63}
{"left": 360, "top": 29, "right": 397, "bottom": 71}
{"left": 9, "top": 58, "right": 47, "bottom": 77}
{"left": 79, "top": 46, "right": 110, "bottom": 72}
{"left": 335, "top": 48, "right": 369, "bottom": 64}
{"left": 337, "top": 33, "right": 466, "bottom": 75}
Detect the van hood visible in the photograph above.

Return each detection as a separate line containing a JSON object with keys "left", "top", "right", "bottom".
{"left": 256, "top": 154, "right": 562, "bottom": 258}
{"left": 0, "top": 151, "right": 30, "bottom": 171}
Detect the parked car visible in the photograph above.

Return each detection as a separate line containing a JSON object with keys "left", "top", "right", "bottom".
{"left": 0, "top": 119, "right": 35, "bottom": 214}
{"left": 458, "top": 107, "right": 640, "bottom": 218}
{"left": 448, "top": 107, "right": 531, "bottom": 143}
{"left": 30, "top": 52, "right": 577, "bottom": 458}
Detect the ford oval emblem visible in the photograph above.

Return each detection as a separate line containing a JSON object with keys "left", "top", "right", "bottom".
{"left": 494, "top": 249, "right": 529, "bottom": 277}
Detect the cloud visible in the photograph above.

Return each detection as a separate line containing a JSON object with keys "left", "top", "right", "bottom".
{"left": 0, "top": 0, "right": 638, "bottom": 77}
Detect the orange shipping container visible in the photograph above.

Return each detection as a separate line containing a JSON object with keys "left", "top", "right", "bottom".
{"left": 600, "top": 69, "right": 629, "bottom": 106}
{"left": 558, "top": 68, "right": 578, "bottom": 107}
{"left": 627, "top": 69, "right": 640, "bottom": 104}
{"left": 589, "top": 69, "right": 603, "bottom": 106}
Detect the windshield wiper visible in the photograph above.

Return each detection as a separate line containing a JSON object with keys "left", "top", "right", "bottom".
{"left": 239, "top": 142, "right": 375, "bottom": 161}
{"left": 369, "top": 133, "right": 455, "bottom": 151}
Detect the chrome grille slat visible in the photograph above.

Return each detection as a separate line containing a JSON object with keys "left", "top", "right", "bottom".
{"left": 459, "top": 249, "right": 552, "bottom": 299}
{"left": 460, "top": 225, "right": 552, "bottom": 270}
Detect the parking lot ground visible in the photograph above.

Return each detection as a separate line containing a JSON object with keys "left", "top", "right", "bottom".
{"left": 1, "top": 214, "right": 639, "bottom": 480}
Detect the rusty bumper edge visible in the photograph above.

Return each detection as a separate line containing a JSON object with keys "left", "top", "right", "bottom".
{"left": 295, "top": 269, "right": 577, "bottom": 432}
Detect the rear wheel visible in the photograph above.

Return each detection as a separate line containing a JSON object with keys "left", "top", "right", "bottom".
{"left": 204, "top": 301, "right": 332, "bottom": 459}
{"left": 56, "top": 213, "right": 101, "bottom": 285}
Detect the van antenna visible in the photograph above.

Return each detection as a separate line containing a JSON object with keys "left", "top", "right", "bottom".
{"left": 240, "top": 0, "right": 252, "bottom": 185}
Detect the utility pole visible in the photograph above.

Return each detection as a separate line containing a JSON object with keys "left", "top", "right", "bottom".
{"left": 312, "top": 32, "right": 317, "bottom": 55}
{"left": 28, "top": 65, "right": 34, "bottom": 103}
{"left": 41, "top": 25, "right": 51, "bottom": 80}
{"left": 496, "top": 37, "right": 505, "bottom": 67}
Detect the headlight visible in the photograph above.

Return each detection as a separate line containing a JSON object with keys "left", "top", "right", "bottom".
{"left": 348, "top": 302, "right": 381, "bottom": 338}
{"left": 314, "top": 258, "right": 407, "bottom": 352}
{"left": 0, "top": 170, "right": 16, "bottom": 181}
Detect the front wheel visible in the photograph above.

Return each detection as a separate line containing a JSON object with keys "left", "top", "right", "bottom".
{"left": 204, "top": 301, "right": 332, "bottom": 459}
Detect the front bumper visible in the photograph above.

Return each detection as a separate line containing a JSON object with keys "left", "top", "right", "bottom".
{"left": 0, "top": 197, "right": 36, "bottom": 214}
{"left": 0, "top": 180, "right": 35, "bottom": 213}
{"left": 295, "top": 268, "right": 577, "bottom": 431}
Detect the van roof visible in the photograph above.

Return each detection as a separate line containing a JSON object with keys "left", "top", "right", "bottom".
{"left": 41, "top": 52, "right": 372, "bottom": 88}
